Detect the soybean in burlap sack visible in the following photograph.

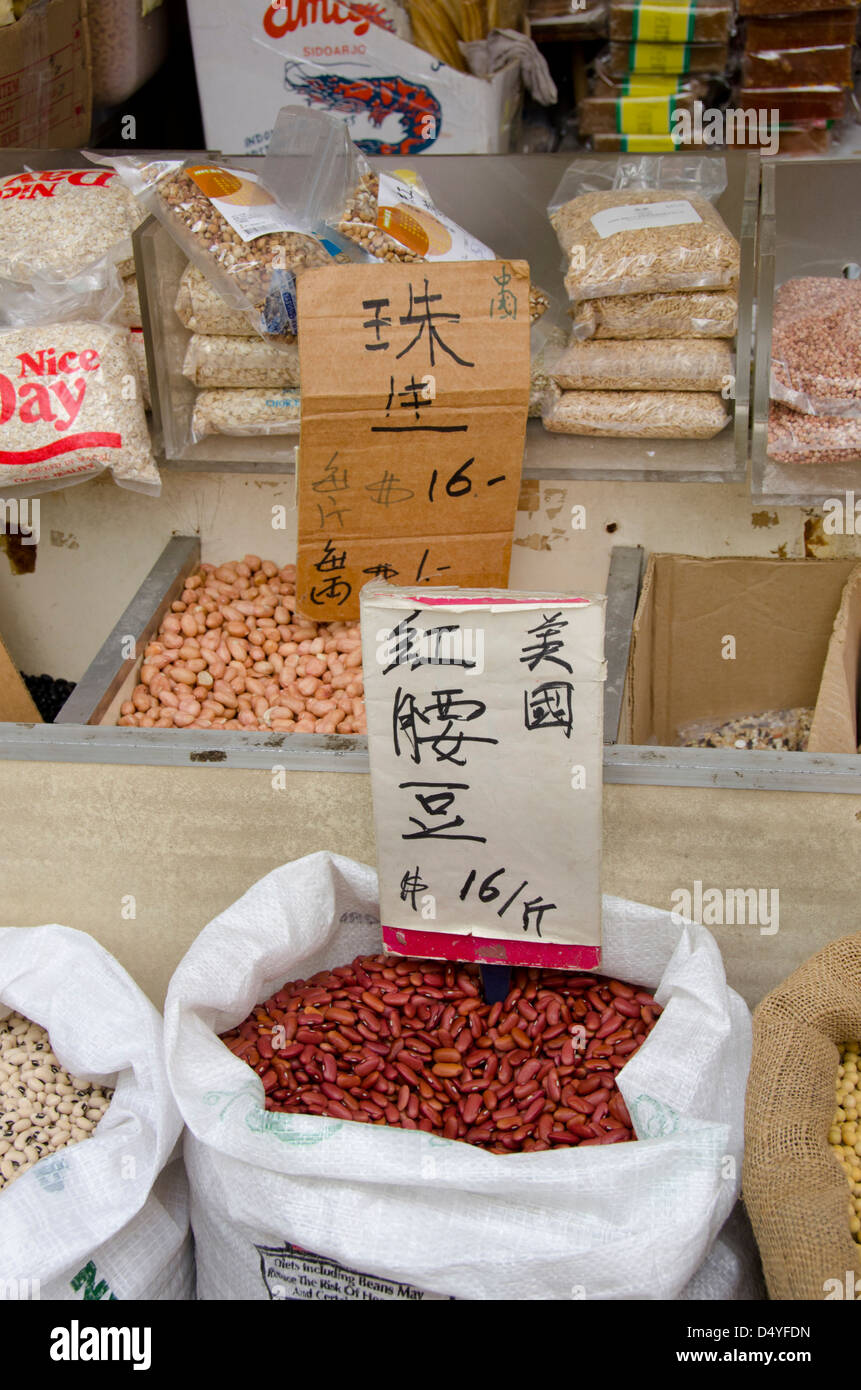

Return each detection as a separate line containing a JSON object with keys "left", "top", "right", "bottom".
{"left": 0, "top": 926, "right": 193, "bottom": 1300}
{"left": 744, "top": 932, "right": 861, "bottom": 1301}
{"left": 165, "top": 851, "right": 752, "bottom": 1301}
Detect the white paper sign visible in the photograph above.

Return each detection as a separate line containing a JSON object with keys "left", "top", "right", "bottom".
{"left": 590, "top": 198, "right": 702, "bottom": 240}
{"left": 360, "top": 585, "right": 606, "bottom": 969}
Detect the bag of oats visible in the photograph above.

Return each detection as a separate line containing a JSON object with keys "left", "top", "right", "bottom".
{"left": 543, "top": 388, "right": 730, "bottom": 439}
{"left": 570, "top": 289, "right": 738, "bottom": 341}
{"left": 191, "top": 389, "right": 301, "bottom": 439}
{"left": 0, "top": 321, "right": 159, "bottom": 492}
{"left": 548, "top": 157, "right": 740, "bottom": 304}
{"left": 174, "top": 265, "right": 259, "bottom": 338}
{"left": 182, "top": 334, "right": 300, "bottom": 390}
{"left": 552, "top": 338, "right": 733, "bottom": 392}
{"left": 0, "top": 168, "right": 141, "bottom": 286}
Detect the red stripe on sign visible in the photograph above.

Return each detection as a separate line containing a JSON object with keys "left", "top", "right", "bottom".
{"left": 0, "top": 432, "right": 122, "bottom": 465}
{"left": 403, "top": 595, "right": 592, "bottom": 607}
{"left": 382, "top": 926, "right": 601, "bottom": 970}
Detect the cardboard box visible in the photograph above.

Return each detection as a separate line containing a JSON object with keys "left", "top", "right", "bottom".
{"left": 186, "top": 0, "right": 521, "bottom": 155}
{"left": 0, "top": 0, "right": 91, "bottom": 148}
{"left": 808, "top": 564, "right": 861, "bottom": 756}
{"left": 624, "top": 554, "right": 858, "bottom": 747}
{"left": 0, "top": 628, "right": 40, "bottom": 721}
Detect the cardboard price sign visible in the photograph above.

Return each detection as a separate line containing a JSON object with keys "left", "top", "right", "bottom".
{"left": 360, "top": 585, "right": 607, "bottom": 969}
{"left": 295, "top": 260, "right": 530, "bottom": 622}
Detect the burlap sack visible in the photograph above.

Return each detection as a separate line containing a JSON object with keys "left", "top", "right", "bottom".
{"left": 743, "top": 933, "right": 861, "bottom": 1301}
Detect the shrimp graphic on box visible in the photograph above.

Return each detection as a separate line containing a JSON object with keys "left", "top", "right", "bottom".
{"left": 283, "top": 62, "right": 443, "bottom": 155}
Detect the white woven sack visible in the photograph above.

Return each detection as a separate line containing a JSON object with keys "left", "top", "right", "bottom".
{"left": 165, "top": 851, "right": 751, "bottom": 1301}
{"left": 0, "top": 925, "right": 193, "bottom": 1300}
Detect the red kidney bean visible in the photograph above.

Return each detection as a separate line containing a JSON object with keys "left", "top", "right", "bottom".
{"left": 220, "top": 955, "right": 659, "bottom": 1154}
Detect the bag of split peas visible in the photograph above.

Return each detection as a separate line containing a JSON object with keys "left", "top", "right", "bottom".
{"left": 164, "top": 851, "right": 752, "bottom": 1301}
{"left": 744, "top": 933, "right": 861, "bottom": 1301}
{"left": 0, "top": 926, "right": 193, "bottom": 1299}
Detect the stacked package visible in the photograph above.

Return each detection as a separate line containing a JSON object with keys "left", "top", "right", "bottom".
{"left": 766, "top": 277, "right": 861, "bottom": 467}
{"left": 543, "top": 164, "right": 740, "bottom": 439}
{"left": 545, "top": 169, "right": 739, "bottom": 439}
{"left": 580, "top": 0, "right": 736, "bottom": 150}
{"left": 734, "top": 1, "right": 858, "bottom": 154}
{"left": 176, "top": 266, "right": 301, "bottom": 440}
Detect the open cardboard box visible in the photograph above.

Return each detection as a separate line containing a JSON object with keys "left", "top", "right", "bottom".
{"left": 623, "top": 554, "right": 860, "bottom": 749}
{"left": 0, "top": 627, "right": 40, "bottom": 722}
{"left": 186, "top": 0, "right": 522, "bottom": 156}
{"left": 808, "top": 565, "right": 861, "bottom": 756}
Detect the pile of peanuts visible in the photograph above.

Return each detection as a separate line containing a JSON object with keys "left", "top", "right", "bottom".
{"left": 221, "top": 956, "right": 663, "bottom": 1154}
{"left": 828, "top": 1040, "right": 861, "bottom": 1243}
{"left": 118, "top": 556, "right": 366, "bottom": 735}
{"left": 0, "top": 1013, "right": 113, "bottom": 1191}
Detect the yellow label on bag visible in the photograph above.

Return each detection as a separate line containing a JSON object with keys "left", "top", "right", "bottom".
{"left": 617, "top": 96, "right": 674, "bottom": 133}
{"left": 633, "top": 2, "right": 696, "bottom": 45}
{"left": 629, "top": 41, "right": 691, "bottom": 73}
{"left": 623, "top": 75, "right": 681, "bottom": 96}
{"left": 617, "top": 134, "right": 680, "bottom": 151}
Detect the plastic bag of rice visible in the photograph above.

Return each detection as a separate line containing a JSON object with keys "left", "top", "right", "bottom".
{"left": 0, "top": 321, "right": 159, "bottom": 492}
{"left": 0, "top": 169, "right": 141, "bottom": 285}
{"left": 174, "top": 265, "right": 259, "bottom": 338}
{"left": 548, "top": 158, "right": 740, "bottom": 304}
{"left": 552, "top": 338, "right": 733, "bottom": 392}
{"left": 570, "top": 289, "right": 738, "bottom": 340}
{"left": 192, "top": 389, "right": 301, "bottom": 438}
{"left": 182, "top": 334, "right": 300, "bottom": 390}
{"left": 543, "top": 388, "right": 730, "bottom": 438}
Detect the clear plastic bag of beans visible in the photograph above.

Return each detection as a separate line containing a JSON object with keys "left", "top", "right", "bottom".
{"left": 182, "top": 334, "right": 301, "bottom": 390}
{"left": 0, "top": 924, "right": 192, "bottom": 1299}
{"left": 548, "top": 155, "right": 740, "bottom": 303}
{"left": 89, "top": 151, "right": 350, "bottom": 342}
{"left": 767, "top": 401, "right": 861, "bottom": 465}
{"left": 271, "top": 108, "right": 552, "bottom": 323}
{"left": 571, "top": 287, "right": 738, "bottom": 339}
{"left": 544, "top": 388, "right": 731, "bottom": 437}
{"left": 552, "top": 337, "right": 733, "bottom": 391}
{"left": 770, "top": 278, "right": 861, "bottom": 418}
{"left": 164, "top": 851, "right": 751, "bottom": 1301}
